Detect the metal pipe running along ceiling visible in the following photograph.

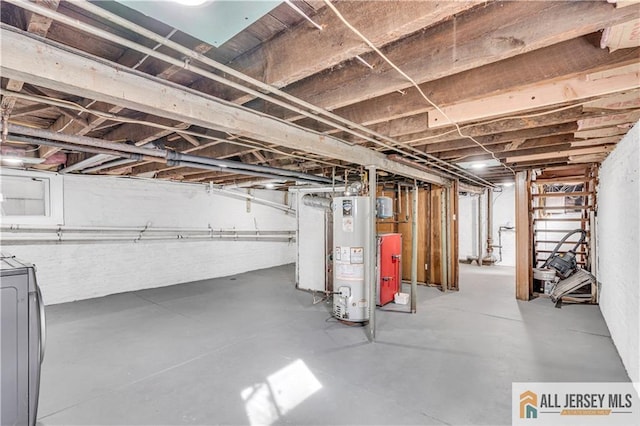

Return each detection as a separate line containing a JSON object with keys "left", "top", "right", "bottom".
{"left": 3, "top": 4, "right": 476, "bottom": 185}
{"left": 19, "top": 0, "right": 491, "bottom": 186}
{"left": 5, "top": 124, "right": 333, "bottom": 185}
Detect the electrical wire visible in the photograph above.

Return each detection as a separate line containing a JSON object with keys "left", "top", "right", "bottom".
{"left": 405, "top": 100, "right": 606, "bottom": 145}
{"left": 323, "top": 0, "right": 516, "bottom": 176}
{"left": 4, "top": 2, "right": 493, "bottom": 187}
{"left": 284, "top": 0, "right": 324, "bottom": 31}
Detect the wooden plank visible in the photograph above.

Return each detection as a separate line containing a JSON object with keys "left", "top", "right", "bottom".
{"left": 399, "top": 187, "right": 428, "bottom": 283}
{"left": 534, "top": 218, "right": 590, "bottom": 222}
{"left": 577, "top": 109, "right": 640, "bottom": 130}
{"left": 515, "top": 171, "right": 531, "bottom": 301}
{"left": 532, "top": 205, "right": 593, "bottom": 210}
{"left": 429, "top": 186, "right": 444, "bottom": 286}
{"left": 193, "top": 1, "right": 482, "bottom": 102}
{"left": 449, "top": 181, "right": 459, "bottom": 291}
{"left": 428, "top": 66, "right": 640, "bottom": 127}
{"left": 574, "top": 126, "right": 630, "bottom": 138}
{"left": 569, "top": 153, "right": 610, "bottom": 164}
{"left": 601, "top": 17, "right": 640, "bottom": 52}
{"left": 335, "top": 38, "right": 640, "bottom": 132}
{"left": 582, "top": 90, "right": 640, "bottom": 111}
{"left": 419, "top": 122, "right": 578, "bottom": 153}
{"left": 284, "top": 0, "right": 639, "bottom": 116}
{"left": 533, "top": 177, "right": 587, "bottom": 185}
{"left": 505, "top": 146, "right": 615, "bottom": 163}
{"left": 532, "top": 192, "right": 591, "bottom": 197}
{"left": 0, "top": 28, "right": 449, "bottom": 185}
{"left": 571, "top": 136, "right": 622, "bottom": 147}
{"left": 1, "top": 0, "right": 60, "bottom": 114}
{"left": 536, "top": 240, "right": 588, "bottom": 244}
{"left": 535, "top": 229, "right": 591, "bottom": 234}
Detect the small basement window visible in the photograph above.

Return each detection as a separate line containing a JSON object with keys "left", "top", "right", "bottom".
{"left": 0, "top": 169, "right": 64, "bottom": 225}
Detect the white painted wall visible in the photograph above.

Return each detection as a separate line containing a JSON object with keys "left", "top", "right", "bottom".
{"left": 458, "top": 193, "right": 479, "bottom": 261}
{"left": 491, "top": 185, "right": 516, "bottom": 266}
{"left": 597, "top": 122, "right": 639, "bottom": 388}
{"left": 2, "top": 174, "right": 296, "bottom": 305}
{"left": 458, "top": 185, "right": 515, "bottom": 266}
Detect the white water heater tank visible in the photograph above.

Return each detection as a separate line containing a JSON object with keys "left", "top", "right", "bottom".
{"left": 332, "top": 196, "right": 371, "bottom": 322}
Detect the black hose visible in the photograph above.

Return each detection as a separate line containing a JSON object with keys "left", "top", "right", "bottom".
{"left": 542, "top": 229, "right": 587, "bottom": 268}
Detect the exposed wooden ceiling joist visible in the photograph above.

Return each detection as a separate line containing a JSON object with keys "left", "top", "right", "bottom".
{"left": 0, "top": 26, "right": 450, "bottom": 185}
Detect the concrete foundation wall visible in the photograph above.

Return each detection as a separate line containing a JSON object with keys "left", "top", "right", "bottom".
{"left": 2, "top": 174, "right": 296, "bottom": 304}
{"left": 597, "top": 122, "right": 640, "bottom": 386}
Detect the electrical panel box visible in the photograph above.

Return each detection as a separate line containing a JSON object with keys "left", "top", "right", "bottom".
{"left": 377, "top": 233, "right": 402, "bottom": 306}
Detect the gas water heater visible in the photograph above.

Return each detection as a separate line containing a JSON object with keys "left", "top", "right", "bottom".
{"left": 332, "top": 196, "right": 371, "bottom": 322}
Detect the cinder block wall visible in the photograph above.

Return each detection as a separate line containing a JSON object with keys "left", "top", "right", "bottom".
{"left": 597, "top": 122, "right": 639, "bottom": 386}
{"left": 3, "top": 174, "right": 296, "bottom": 304}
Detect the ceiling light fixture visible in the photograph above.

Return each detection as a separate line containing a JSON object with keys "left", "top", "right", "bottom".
{"left": 1, "top": 157, "right": 25, "bottom": 165}
{"left": 173, "top": 0, "right": 208, "bottom": 6}
{"left": 470, "top": 163, "right": 486, "bottom": 169}
{"left": 501, "top": 182, "right": 514, "bottom": 187}
{"left": 265, "top": 183, "right": 275, "bottom": 189}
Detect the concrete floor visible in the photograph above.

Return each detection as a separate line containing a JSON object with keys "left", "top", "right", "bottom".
{"left": 37, "top": 263, "right": 629, "bottom": 425}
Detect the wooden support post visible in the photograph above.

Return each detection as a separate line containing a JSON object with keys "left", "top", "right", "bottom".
{"left": 449, "top": 181, "right": 459, "bottom": 290}
{"left": 440, "top": 188, "right": 448, "bottom": 293}
{"left": 515, "top": 171, "right": 532, "bottom": 300}
{"left": 411, "top": 183, "right": 418, "bottom": 313}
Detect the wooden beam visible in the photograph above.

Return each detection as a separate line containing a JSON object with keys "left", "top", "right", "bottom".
{"left": 582, "top": 89, "right": 640, "bottom": 111}
{"left": 332, "top": 38, "right": 640, "bottom": 131}
{"left": 192, "top": 1, "right": 483, "bottom": 103}
{"left": 420, "top": 123, "right": 578, "bottom": 154}
{"left": 276, "top": 0, "right": 638, "bottom": 115}
{"left": 506, "top": 146, "right": 616, "bottom": 163}
{"left": 428, "top": 66, "right": 640, "bottom": 127}
{"left": 0, "top": 0, "right": 59, "bottom": 114}
{"left": 9, "top": 103, "right": 52, "bottom": 117}
{"left": 574, "top": 126, "right": 631, "bottom": 138}
{"left": 40, "top": 41, "right": 212, "bottom": 158}
{"left": 571, "top": 136, "right": 622, "bottom": 147}
{"left": 0, "top": 28, "right": 449, "bottom": 184}
{"left": 577, "top": 109, "right": 640, "bottom": 129}
{"left": 178, "top": 133, "right": 201, "bottom": 147}
{"left": 515, "top": 171, "right": 531, "bottom": 301}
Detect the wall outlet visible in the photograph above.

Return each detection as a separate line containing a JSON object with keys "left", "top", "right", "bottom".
{"left": 424, "top": 263, "right": 428, "bottom": 271}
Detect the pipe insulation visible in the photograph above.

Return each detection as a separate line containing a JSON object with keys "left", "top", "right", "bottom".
{"left": 301, "top": 195, "right": 332, "bottom": 210}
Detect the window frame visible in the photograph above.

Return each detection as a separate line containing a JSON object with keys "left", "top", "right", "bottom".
{"left": 0, "top": 168, "right": 64, "bottom": 226}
